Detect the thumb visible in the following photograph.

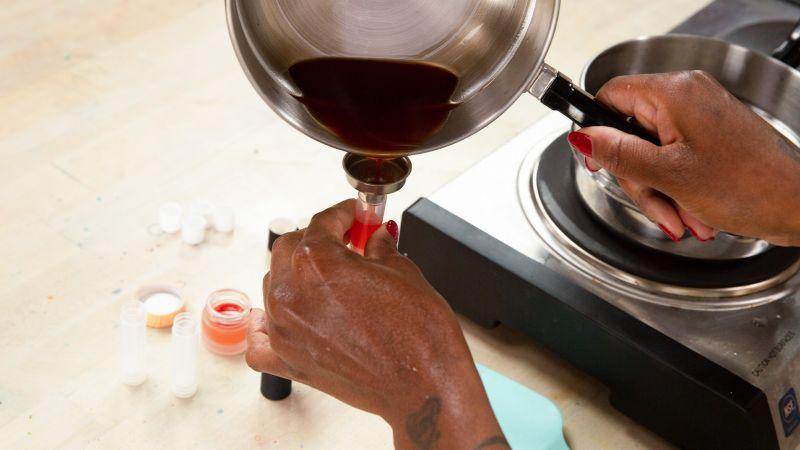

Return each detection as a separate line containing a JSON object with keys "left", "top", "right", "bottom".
{"left": 364, "top": 220, "right": 399, "bottom": 259}
{"left": 569, "top": 128, "right": 677, "bottom": 189}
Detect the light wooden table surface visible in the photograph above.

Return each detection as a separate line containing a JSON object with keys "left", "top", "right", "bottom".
{"left": 0, "top": 1, "right": 710, "bottom": 448}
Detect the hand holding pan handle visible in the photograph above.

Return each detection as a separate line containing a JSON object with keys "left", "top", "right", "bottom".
{"left": 529, "top": 64, "right": 660, "bottom": 145}
{"left": 772, "top": 17, "right": 800, "bottom": 68}
{"left": 531, "top": 18, "right": 800, "bottom": 146}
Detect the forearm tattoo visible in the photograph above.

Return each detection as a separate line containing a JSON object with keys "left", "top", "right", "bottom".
{"left": 406, "top": 397, "right": 442, "bottom": 450}
{"left": 404, "top": 397, "right": 511, "bottom": 449}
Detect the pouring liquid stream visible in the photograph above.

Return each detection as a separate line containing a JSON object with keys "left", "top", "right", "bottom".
{"left": 288, "top": 58, "right": 460, "bottom": 252}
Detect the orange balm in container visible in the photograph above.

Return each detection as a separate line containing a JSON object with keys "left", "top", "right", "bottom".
{"left": 201, "top": 289, "right": 251, "bottom": 355}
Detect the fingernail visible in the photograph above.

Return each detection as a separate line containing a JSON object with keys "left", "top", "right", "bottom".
{"left": 687, "top": 226, "right": 709, "bottom": 242}
{"left": 567, "top": 132, "right": 593, "bottom": 157}
{"left": 585, "top": 157, "right": 599, "bottom": 173}
{"left": 386, "top": 220, "right": 399, "bottom": 242}
{"left": 657, "top": 224, "right": 681, "bottom": 242}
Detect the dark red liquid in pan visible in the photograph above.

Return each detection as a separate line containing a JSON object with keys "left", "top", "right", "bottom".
{"left": 288, "top": 58, "right": 459, "bottom": 154}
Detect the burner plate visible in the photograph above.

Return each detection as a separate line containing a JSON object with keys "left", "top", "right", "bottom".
{"left": 525, "top": 131, "right": 800, "bottom": 301}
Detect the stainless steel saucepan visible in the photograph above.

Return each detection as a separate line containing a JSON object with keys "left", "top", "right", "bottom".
{"left": 574, "top": 25, "right": 800, "bottom": 261}
{"left": 226, "top": 0, "right": 656, "bottom": 159}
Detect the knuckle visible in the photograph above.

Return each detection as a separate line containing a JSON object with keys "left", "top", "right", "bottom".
{"left": 309, "top": 210, "right": 325, "bottom": 226}
{"left": 631, "top": 187, "right": 648, "bottom": 207}
{"left": 271, "top": 232, "right": 296, "bottom": 256}
{"left": 292, "top": 241, "right": 314, "bottom": 262}
{"left": 267, "top": 329, "right": 289, "bottom": 355}
{"left": 689, "top": 69, "right": 715, "bottom": 85}
{"left": 661, "top": 144, "right": 693, "bottom": 187}
{"left": 600, "top": 75, "right": 627, "bottom": 93}
{"left": 291, "top": 237, "right": 341, "bottom": 279}
{"left": 268, "top": 285, "right": 294, "bottom": 313}
{"left": 245, "top": 348, "right": 261, "bottom": 371}
{"left": 265, "top": 274, "right": 295, "bottom": 313}
{"left": 262, "top": 272, "right": 270, "bottom": 290}
{"left": 662, "top": 143, "right": 687, "bottom": 168}
{"left": 283, "top": 365, "right": 304, "bottom": 383}
{"left": 605, "top": 133, "right": 627, "bottom": 176}
{"left": 628, "top": 134, "right": 653, "bottom": 158}
{"left": 672, "top": 70, "right": 697, "bottom": 92}
{"left": 673, "top": 70, "right": 717, "bottom": 94}
{"left": 309, "top": 208, "right": 336, "bottom": 229}
{"left": 394, "top": 254, "right": 421, "bottom": 272}
{"left": 596, "top": 75, "right": 633, "bottom": 102}
{"left": 292, "top": 239, "right": 322, "bottom": 267}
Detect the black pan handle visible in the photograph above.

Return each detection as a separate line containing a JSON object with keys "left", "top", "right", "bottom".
{"left": 772, "top": 18, "right": 800, "bottom": 68}
{"left": 530, "top": 64, "right": 659, "bottom": 145}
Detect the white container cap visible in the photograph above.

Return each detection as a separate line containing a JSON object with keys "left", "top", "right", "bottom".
{"left": 190, "top": 200, "right": 214, "bottom": 229}
{"left": 136, "top": 284, "right": 186, "bottom": 328}
{"left": 181, "top": 214, "right": 207, "bottom": 245}
{"left": 119, "top": 301, "right": 147, "bottom": 386}
{"left": 171, "top": 312, "right": 199, "bottom": 398}
{"left": 159, "top": 202, "right": 183, "bottom": 234}
{"left": 212, "top": 204, "right": 235, "bottom": 233}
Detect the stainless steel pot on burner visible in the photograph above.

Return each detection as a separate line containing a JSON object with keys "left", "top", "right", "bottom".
{"left": 574, "top": 28, "right": 800, "bottom": 260}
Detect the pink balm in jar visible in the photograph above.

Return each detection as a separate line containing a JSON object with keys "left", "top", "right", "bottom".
{"left": 201, "top": 289, "right": 251, "bottom": 355}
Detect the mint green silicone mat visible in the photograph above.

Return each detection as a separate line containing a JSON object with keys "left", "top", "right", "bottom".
{"left": 478, "top": 365, "right": 569, "bottom": 450}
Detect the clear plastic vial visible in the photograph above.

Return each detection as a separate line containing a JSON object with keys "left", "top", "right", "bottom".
{"left": 119, "top": 301, "right": 147, "bottom": 386}
{"left": 171, "top": 312, "right": 199, "bottom": 398}
{"left": 349, "top": 192, "right": 387, "bottom": 255}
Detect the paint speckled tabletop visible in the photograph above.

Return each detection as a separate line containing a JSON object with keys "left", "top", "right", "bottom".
{"left": 0, "top": 0, "right": 709, "bottom": 448}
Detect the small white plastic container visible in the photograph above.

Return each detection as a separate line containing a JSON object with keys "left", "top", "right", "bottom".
{"left": 181, "top": 214, "right": 207, "bottom": 245}
{"left": 171, "top": 312, "right": 199, "bottom": 398}
{"left": 119, "top": 301, "right": 147, "bottom": 386}
{"left": 158, "top": 202, "right": 183, "bottom": 234}
{"left": 190, "top": 200, "right": 214, "bottom": 229}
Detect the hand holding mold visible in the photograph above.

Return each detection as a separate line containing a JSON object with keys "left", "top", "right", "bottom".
{"left": 246, "top": 199, "right": 508, "bottom": 450}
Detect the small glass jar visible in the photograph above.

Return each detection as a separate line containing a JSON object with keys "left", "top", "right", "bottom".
{"left": 201, "top": 289, "right": 251, "bottom": 355}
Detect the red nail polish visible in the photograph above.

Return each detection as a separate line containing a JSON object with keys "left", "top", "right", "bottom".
{"left": 687, "top": 226, "right": 708, "bottom": 242}
{"left": 585, "top": 157, "right": 599, "bottom": 173}
{"left": 567, "top": 132, "right": 593, "bottom": 157}
{"left": 386, "top": 220, "right": 399, "bottom": 242}
{"left": 657, "top": 224, "right": 681, "bottom": 242}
